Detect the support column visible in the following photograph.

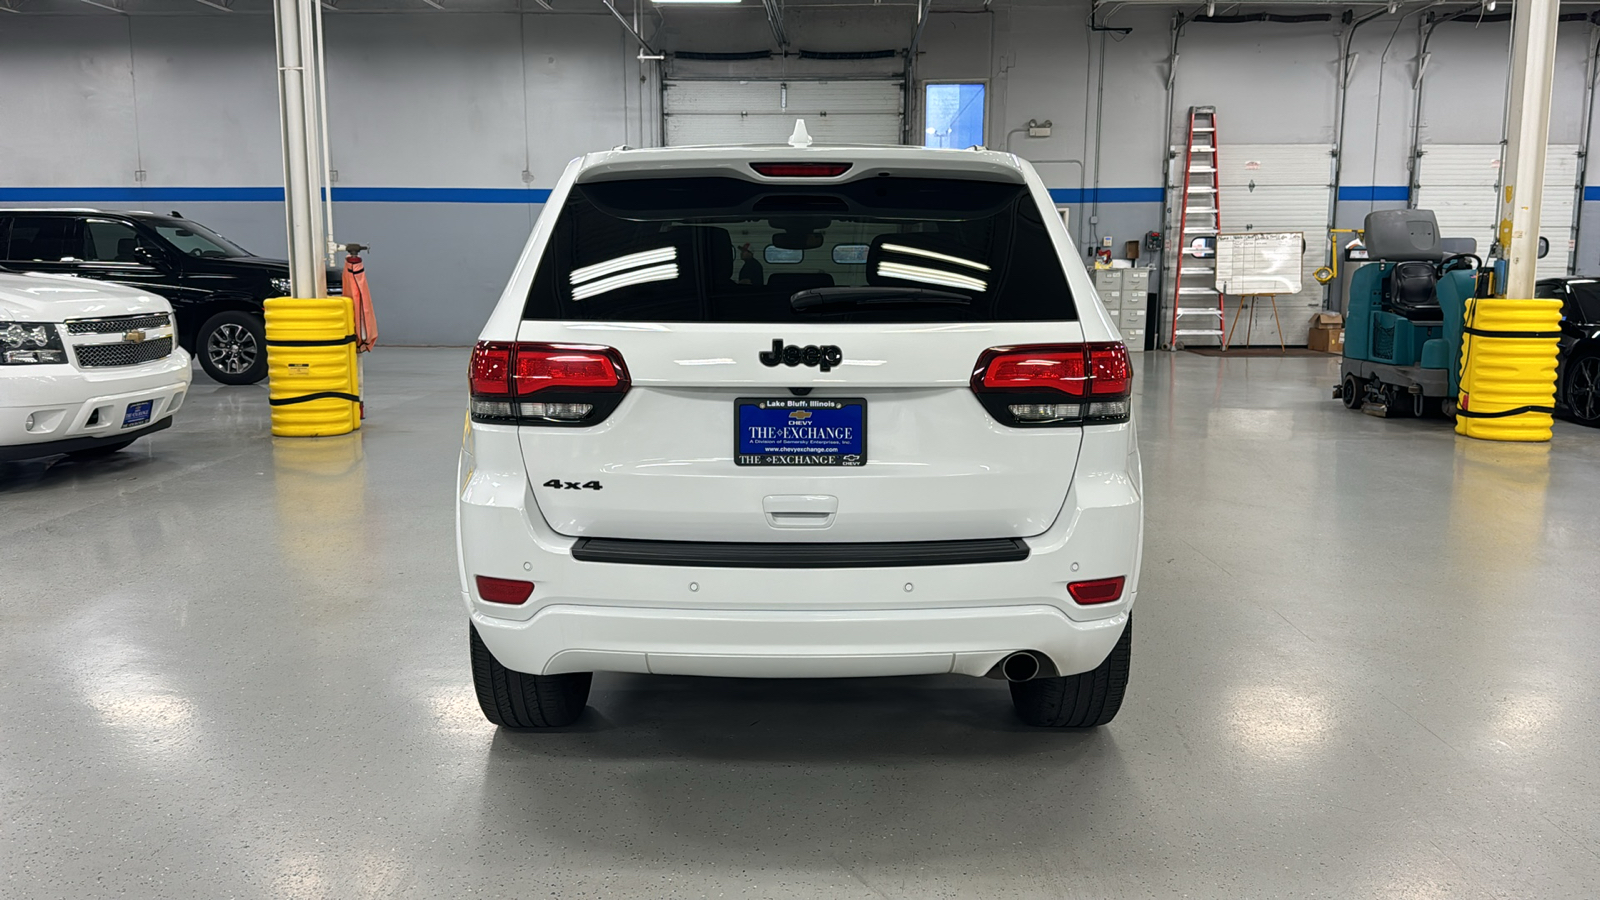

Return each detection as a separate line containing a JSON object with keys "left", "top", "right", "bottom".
{"left": 1455, "top": 0, "right": 1564, "bottom": 441}
{"left": 1497, "top": 0, "right": 1560, "bottom": 299}
{"left": 273, "top": 0, "right": 329, "bottom": 299}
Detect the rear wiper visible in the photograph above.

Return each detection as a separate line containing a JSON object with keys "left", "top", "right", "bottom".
{"left": 790, "top": 286, "right": 972, "bottom": 311}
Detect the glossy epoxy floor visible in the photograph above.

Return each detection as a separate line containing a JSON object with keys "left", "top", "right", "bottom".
{"left": 3, "top": 349, "right": 1599, "bottom": 899}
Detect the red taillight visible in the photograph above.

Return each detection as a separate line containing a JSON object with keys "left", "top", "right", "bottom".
{"left": 512, "top": 347, "right": 625, "bottom": 394}
{"left": 971, "top": 343, "right": 1133, "bottom": 426}
{"left": 1087, "top": 343, "right": 1132, "bottom": 397}
{"left": 475, "top": 575, "right": 535, "bottom": 605}
{"left": 469, "top": 342, "right": 514, "bottom": 396}
{"left": 1067, "top": 576, "right": 1125, "bottom": 605}
{"left": 750, "top": 162, "right": 854, "bottom": 178}
{"left": 469, "top": 341, "right": 630, "bottom": 424}
{"left": 979, "top": 347, "right": 1090, "bottom": 397}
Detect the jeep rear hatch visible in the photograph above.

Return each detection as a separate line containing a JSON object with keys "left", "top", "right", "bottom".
{"left": 475, "top": 171, "right": 1123, "bottom": 543}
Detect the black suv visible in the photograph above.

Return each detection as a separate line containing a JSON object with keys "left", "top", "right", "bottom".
{"left": 1537, "top": 277, "right": 1600, "bottom": 428}
{"left": 0, "top": 209, "right": 338, "bottom": 385}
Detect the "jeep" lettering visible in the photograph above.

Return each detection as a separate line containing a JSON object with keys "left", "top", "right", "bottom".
{"left": 759, "top": 339, "right": 844, "bottom": 373}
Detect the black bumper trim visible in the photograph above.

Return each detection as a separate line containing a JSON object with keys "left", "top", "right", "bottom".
{"left": 569, "top": 536, "right": 1031, "bottom": 568}
{"left": 0, "top": 415, "right": 172, "bottom": 461}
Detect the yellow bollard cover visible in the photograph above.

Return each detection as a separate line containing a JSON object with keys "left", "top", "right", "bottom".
{"left": 264, "top": 297, "right": 362, "bottom": 437}
{"left": 1455, "top": 298, "right": 1562, "bottom": 442}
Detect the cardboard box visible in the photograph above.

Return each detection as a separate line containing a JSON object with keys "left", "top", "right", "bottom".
{"left": 1307, "top": 326, "right": 1345, "bottom": 353}
{"left": 1307, "top": 312, "right": 1344, "bottom": 353}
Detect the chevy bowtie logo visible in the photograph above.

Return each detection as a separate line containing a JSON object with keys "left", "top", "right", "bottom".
{"left": 123, "top": 329, "right": 148, "bottom": 344}
{"left": 759, "top": 339, "right": 843, "bottom": 373}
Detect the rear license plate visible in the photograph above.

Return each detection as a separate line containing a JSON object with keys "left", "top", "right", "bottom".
{"left": 736, "top": 398, "right": 866, "bottom": 466}
{"left": 122, "top": 400, "right": 153, "bottom": 428}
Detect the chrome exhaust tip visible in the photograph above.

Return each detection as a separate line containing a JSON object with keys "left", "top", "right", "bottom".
{"left": 1001, "top": 651, "right": 1042, "bottom": 683}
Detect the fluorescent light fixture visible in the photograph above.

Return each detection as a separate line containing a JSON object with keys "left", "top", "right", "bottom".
{"left": 881, "top": 242, "right": 992, "bottom": 272}
{"left": 876, "top": 261, "right": 988, "bottom": 293}
{"left": 570, "top": 246, "right": 677, "bottom": 286}
{"left": 571, "top": 263, "right": 679, "bottom": 301}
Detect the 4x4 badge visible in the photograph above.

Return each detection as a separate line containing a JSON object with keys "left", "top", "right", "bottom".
{"left": 759, "top": 339, "right": 843, "bottom": 373}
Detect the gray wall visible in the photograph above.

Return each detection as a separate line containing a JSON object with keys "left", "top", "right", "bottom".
{"left": 2, "top": 2, "right": 1597, "bottom": 344}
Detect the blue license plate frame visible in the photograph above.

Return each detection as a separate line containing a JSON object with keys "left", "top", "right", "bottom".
{"left": 735, "top": 398, "right": 866, "bottom": 467}
{"left": 122, "top": 400, "right": 154, "bottom": 428}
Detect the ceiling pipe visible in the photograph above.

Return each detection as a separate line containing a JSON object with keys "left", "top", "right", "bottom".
{"left": 1569, "top": 21, "right": 1600, "bottom": 275}
{"left": 761, "top": 0, "right": 789, "bottom": 48}
{"left": 601, "top": 0, "right": 660, "bottom": 57}
{"left": 901, "top": 0, "right": 933, "bottom": 144}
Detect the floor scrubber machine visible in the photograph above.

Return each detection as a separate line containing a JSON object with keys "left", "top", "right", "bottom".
{"left": 1333, "top": 209, "right": 1482, "bottom": 418}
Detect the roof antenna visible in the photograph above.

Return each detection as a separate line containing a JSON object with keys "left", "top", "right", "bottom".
{"left": 788, "top": 119, "right": 813, "bottom": 149}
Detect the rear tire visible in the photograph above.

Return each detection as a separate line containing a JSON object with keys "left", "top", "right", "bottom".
{"left": 197, "top": 311, "right": 267, "bottom": 386}
{"left": 1009, "top": 616, "right": 1132, "bottom": 728}
{"left": 1341, "top": 373, "right": 1364, "bottom": 410}
{"left": 65, "top": 439, "right": 135, "bottom": 460}
{"left": 470, "top": 625, "right": 591, "bottom": 728}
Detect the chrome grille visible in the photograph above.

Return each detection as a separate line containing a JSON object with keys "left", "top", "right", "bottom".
{"left": 75, "top": 337, "right": 173, "bottom": 368}
{"left": 66, "top": 313, "right": 172, "bottom": 335}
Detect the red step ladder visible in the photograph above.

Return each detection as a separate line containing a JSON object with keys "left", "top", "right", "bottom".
{"left": 1167, "top": 106, "right": 1226, "bottom": 348}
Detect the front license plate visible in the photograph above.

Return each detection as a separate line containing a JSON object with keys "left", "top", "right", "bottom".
{"left": 736, "top": 398, "right": 866, "bottom": 466}
{"left": 122, "top": 400, "right": 153, "bottom": 428}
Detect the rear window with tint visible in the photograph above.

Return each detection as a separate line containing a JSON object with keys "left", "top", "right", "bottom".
{"left": 523, "top": 176, "right": 1077, "bottom": 323}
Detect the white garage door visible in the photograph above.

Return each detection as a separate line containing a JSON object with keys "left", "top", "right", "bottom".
{"left": 1214, "top": 144, "right": 1333, "bottom": 347}
{"left": 1416, "top": 143, "right": 1578, "bottom": 279}
{"left": 663, "top": 80, "right": 903, "bottom": 147}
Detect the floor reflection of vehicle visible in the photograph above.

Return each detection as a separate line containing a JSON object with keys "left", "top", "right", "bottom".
{"left": 0, "top": 208, "right": 339, "bottom": 386}
{"left": 0, "top": 271, "right": 190, "bottom": 461}
{"left": 1537, "top": 277, "right": 1600, "bottom": 428}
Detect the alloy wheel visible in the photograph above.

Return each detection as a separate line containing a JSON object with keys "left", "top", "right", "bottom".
{"left": 1569, "top": 355, "right": 1600, "bottom": 423}
{"left": 206, "top": 322, "right": 259, "bottom": 376}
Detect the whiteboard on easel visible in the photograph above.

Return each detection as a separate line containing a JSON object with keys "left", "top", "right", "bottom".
{"left": 1215, "top": 232, "right": 1305, "bottom": 295}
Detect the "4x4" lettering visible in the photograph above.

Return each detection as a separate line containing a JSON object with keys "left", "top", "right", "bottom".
{"left": 543, "top": 479, "right": 603, "bottom": 490}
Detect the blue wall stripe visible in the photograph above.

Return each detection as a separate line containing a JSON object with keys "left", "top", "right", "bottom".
{"left": 0, "top": 187, "right": 285, "bottom": 203}
{"left": 1048, "top": 187, "right": 1164, "bottom": 204}
{"left": 1587, "top": 186, "right": 1600, "bottom": 202}
{"left": 0, "top": 186, "right": 554, "bottom": 204}
{"left": 1337, "top": 185, "right": 1410, "bottom": 202}
{"left": 331, "top": 187, "right": 553, "bottom": 203}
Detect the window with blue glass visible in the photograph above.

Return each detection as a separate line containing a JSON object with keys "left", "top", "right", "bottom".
{"left": 923, "top": 83, "right": 986, "bottom": 149}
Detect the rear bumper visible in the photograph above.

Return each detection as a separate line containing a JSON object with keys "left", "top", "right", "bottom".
{"left": 473, "top": 603, "right": 1128, "bottom": 679}
{"left": 457, "top": 418, "right": 1144, "bottom": 679}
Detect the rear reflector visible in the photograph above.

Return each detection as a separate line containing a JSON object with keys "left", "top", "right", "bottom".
{"left": 750, "top": 162, "right": 854, "bottom": 178}
{"left": 475, "top": 575, "right": 535, "bottom": 605}
{"left": 1067, "top": 576, "right": 1125, "bottom": 605}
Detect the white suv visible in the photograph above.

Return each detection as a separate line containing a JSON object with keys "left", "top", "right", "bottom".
{"left": 1, "top": 271, "right": 190, "bottom": 461}
{"left": 456, "top": 141, "right": 1143, "bottom": 728}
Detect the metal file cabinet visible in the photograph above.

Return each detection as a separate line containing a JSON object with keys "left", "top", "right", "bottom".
{"left": 1091, "top": 266, "right": 1151, "bottom": 352}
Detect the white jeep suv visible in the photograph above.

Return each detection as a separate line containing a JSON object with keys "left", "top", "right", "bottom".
{"left": 1, "top": 271, "right": 190, "bottom": 462}
{"left": 456, "top": 142, "right": 1143, "bottom": 728}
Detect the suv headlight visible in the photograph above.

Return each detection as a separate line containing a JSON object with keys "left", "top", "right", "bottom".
{"left": 269, "top": 276, "right": 292, "bottom": 296}
{"left": 0, "top": 322, "right": 67, "bottom": 365}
